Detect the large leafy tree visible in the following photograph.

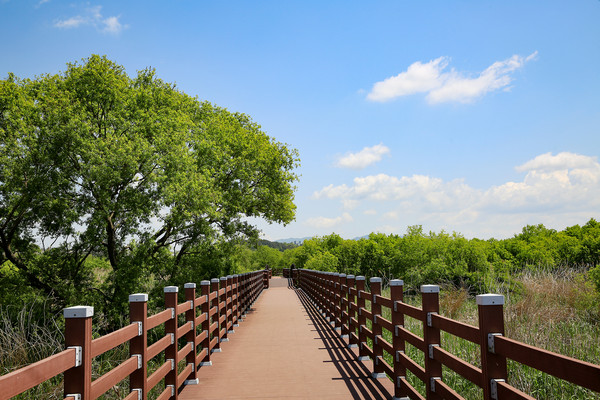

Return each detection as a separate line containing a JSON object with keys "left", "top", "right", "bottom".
{"left": 0, "top": 55, "right": 299, "bottom": 321}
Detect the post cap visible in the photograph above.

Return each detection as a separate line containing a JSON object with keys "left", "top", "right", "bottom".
{"left": 227, "top": 275, "right": 233, "bottom": 279}
{"left": 184, "top": 283, "right": 196, "bottom": 289}
{"left": 164, "top": 286, "right": 179, "bottom": 293}
{"left": 211, "top": 278, "right": 219, "bottom": 283}
{"left": 201, "top": 280, "right": 211, "bottom": 285}
{"left": 220, "top": 277, "right": 227, "bottom": 281}
{"left": 64, "top": 306, "right": 94, "bottom": 318}
{"left": 129, "top": 293, "right": 148, "bottom": 303}
{"left": 476, "top": 294, "right": 505, "bottom": 306}
{"left": 347, "top": 275, "right": 355, "bottom": 279}
{"left": 339, "top": 273, "right": 347, "bottom": 278}
{"left": 420, "top": 285, "right": 439, "bottom": 293}
{"left": 390, "top": 279, "right": 404, "bottom": 286}
{"left": 370, "top": 277, "right": 382, "bottom": 283}
{"left": 356, "top": 276, "right": 366, "bottom": 281}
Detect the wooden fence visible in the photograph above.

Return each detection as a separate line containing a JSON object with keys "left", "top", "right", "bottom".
{"left": 296, "top": 268, "right": 600, "bottom": 400}
{"left": 0, "top": 270, "right": 269, "bottom": 400}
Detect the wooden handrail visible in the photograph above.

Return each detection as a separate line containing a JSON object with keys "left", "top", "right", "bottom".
{"left": 91, "top": 322, "right": 139, "bottom": 358}
{"left": 0, "top": 269, "right": 267, "bottom": 400}
{"left": 297, "top": 268, "right": 600, "bottom": 400}
{"left": 0, "top": 348, "right": 77, "bottom": 400}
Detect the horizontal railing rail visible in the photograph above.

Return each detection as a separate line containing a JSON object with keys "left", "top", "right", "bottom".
{"left": 297, "top": 268, "right": 600, "bottom": 400}
{"left": 0, "top": 269, "right": 270, "bottom": 400}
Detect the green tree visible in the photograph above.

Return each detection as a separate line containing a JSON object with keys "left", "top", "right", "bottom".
{"left": 0, "top": 55, "right": 299, "bottom": 324}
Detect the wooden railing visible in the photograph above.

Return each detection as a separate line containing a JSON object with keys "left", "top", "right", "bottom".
{"left": 0, "top": 269, "right": 269, "bottom": 400}
{"left": 297, "top": 268, "right": 600, "bottom": 400}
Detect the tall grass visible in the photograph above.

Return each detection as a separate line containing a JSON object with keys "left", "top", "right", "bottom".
{"left": 370, "top": 268, "right": 600, "bottom": 399}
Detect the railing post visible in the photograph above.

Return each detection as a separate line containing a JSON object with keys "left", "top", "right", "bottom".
{"left": 390, "top": 280, "right": 406, "bottom": 399}
{"left": 264, "top": 268, "right": 269, "bottom": 289}
{"left": 233, "top": 274, "right": 240, "bottom": 327}
{"left": 477, "top": 294, "right": 507, "bottom": 400}
{"left": 184, "top": 283, "right": 198, "bottom": 385}
{"left": 356, "top": 276, "right": 369, "bottom": 361}
{"left": 130, "top": 294, "right": 148, "bottom": 400}
{"left": 340, "top": 274, "right": 349, "bottom": 340}
{"left": 226, "top": 275, "right": 235, "bottom": 334}
{"left": 220, "top": 277, "right": 229, "bottom": 343}
{"left": 164, "top": 286, "right": 179, "bottom": 399}
{"left": 328, "top": 273, "right": 336, "bottom": 325}
{"left": 63, "top": 306, "right": 93, "bottom": 400}
{"left": 370, "top": 277, "right": 386, "bottom": 379}
{"left": 422, "top": 285, "right": 442, "bottom": 399}
{"left": 335, "top": 273, "right": 345, "bottom": 332}
{"left": 210, "top": 278, "right": 221, "bottom": 353}
{"left": 346, "top": 275, "right": 358, "bottom": 348}
{"left": 200, "top": 281, "right": 212, "bottom": 366}
{"left": 240, "top": 273, "right": 247, "bottom": 319}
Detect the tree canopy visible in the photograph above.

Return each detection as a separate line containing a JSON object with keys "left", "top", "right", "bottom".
{"left": 0, "top": 55, "right": 299, "bottom": 322}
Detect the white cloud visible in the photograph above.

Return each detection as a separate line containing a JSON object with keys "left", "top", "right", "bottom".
{"left": 306, "top": 213, "right": 353, "bottom": 229}
{"left": 313, "top": 152, "right": 600, "bottom": 238}
{"left": 336, "top": 144, "right": 390, "bottom": 169}
{"left": 54, "top": 6, "right": 126, "bottom": 35}
{"left": 367, "top": 58, "right": 447, "bottom": 102}
{"left": 367, "top": 52, "right": 537, "bottom": 104}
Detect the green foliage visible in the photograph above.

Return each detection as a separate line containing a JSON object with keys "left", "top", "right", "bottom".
{"left": 0, "top": 55, "right": 299, "bottom": 327}
{"left": 281, "top": 220, "right": 600, "bottom": 293}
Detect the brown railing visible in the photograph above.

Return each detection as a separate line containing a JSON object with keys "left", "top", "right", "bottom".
{"left": 297, "top": 268, "right": 600, "bottom": 400}
{"left": 0, "top": 269, "right": 269, "bottom": 400}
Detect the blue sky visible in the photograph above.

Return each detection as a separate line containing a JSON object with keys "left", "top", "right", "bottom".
{"left": 2, "top": 1, "right": 599, "bottom": 240}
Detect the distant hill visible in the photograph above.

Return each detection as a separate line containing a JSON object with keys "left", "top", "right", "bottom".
{"left": 275, "top": 237, "right": 313, "bottom": 245}
{"left": 275, "top": 235, "right": 370, "bottom": 244}
{"left": 258, "top": 239, "right": 299, "bottom": 251}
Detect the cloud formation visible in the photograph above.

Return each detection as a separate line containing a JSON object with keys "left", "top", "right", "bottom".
{"left": 306, "top": 212, "right": 353, "bottom": 229}
{"left": 313, "top": 152, "right": 600, "bottom": 237}
{"left": 367, "top": 52, "right": 537, "bottom": 104}
{"left": 335, "top": 144, "right": 390, "bottom": 169}
{"left": 54, "top": 6, "right": 126, "bottom": 35}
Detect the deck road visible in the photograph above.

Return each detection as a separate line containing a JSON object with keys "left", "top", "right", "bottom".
{"left": 180, "top": 277, "right": 394, "bottom": 399}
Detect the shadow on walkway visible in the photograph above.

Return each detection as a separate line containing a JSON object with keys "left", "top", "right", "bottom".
{"left": 293, "top": 286, "right": 393, "bottom": 400}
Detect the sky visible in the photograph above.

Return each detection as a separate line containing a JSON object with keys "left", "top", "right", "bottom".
{"left": 1, "top": 1, "right": 599, "bottom": 241}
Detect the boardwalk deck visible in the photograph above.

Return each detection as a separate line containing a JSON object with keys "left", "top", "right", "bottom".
{"left": 180, "top": 277, "right": 395, "bottom": 399}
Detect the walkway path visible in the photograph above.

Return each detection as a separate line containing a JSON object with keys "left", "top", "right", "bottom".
{"left": 180, "top": 277, "right": 395, "bottom": 399}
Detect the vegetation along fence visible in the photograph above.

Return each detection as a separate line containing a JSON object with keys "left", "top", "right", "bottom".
{"left": 296, "top": 268, "right": 600, "bottom": 400}
{"left": 0, "top": 270, "right": 269, "bottom": 400}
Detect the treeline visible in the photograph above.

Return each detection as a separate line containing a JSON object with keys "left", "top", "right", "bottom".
{"left": 246, "top": 219, "right": 600, "bottom": 294}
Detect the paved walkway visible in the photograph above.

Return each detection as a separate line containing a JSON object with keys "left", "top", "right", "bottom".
{"left": 180, "top": 277, "right": 394, "bottom": 399}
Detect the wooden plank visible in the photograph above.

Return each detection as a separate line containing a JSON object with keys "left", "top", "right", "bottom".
{"left": 177, "top": 321, "right": 192, "bottom": 338}
{"left": 495, "top": 336, "right": 600, "bottom": 392}
{"left": 0, "top": 348, "right": 76, "bottom": 399}
{"left": 376, "top": 314, "right": 393, "bottom": 333}
{"left": 399, "top": 376, "right": 426, "bottom": 400}
{"left": 147, "top": 361, "right": 171, "bottom": 391}
{"left": 397, "top": 351, "right": 426, "bottom": 382}
{"left": 432, "top": 314, "right": 479, "bottom": 344}
{"left": 395, "top": 301, "right": 423, "bottom": 320}
{"left": 90, "top": 356, "right": 137, "bottom": 399}
{"left": 398, "top": 325, "right": 426, "bottom": 352}
{"left": 434, "top": 379, "right": 465, "bottom": 400}
{"left": 496, "top": 380, "right": 536, "bottom": 400}
{"left": 177, "top": 363, "right": 193, "bottom": 389}
{"left": 147, "top": 309, "right": 172, "bottom": 330}
{"left": 178, "top": 342, "right": 193, "bottom": 361}
{"left": 433, "top": 346, "right": 482, "bottom": 386}
{"left": 374, "top": 294, "right": 393, "bottom": 309}
{"left": 177, "top": 301, "right": 192, "bottom": 315}
{"left": 91, "top": 323, "right": 138, "bottom": 358}
{"left": 148, "top": 334, "right": 171, "bottom": 361}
